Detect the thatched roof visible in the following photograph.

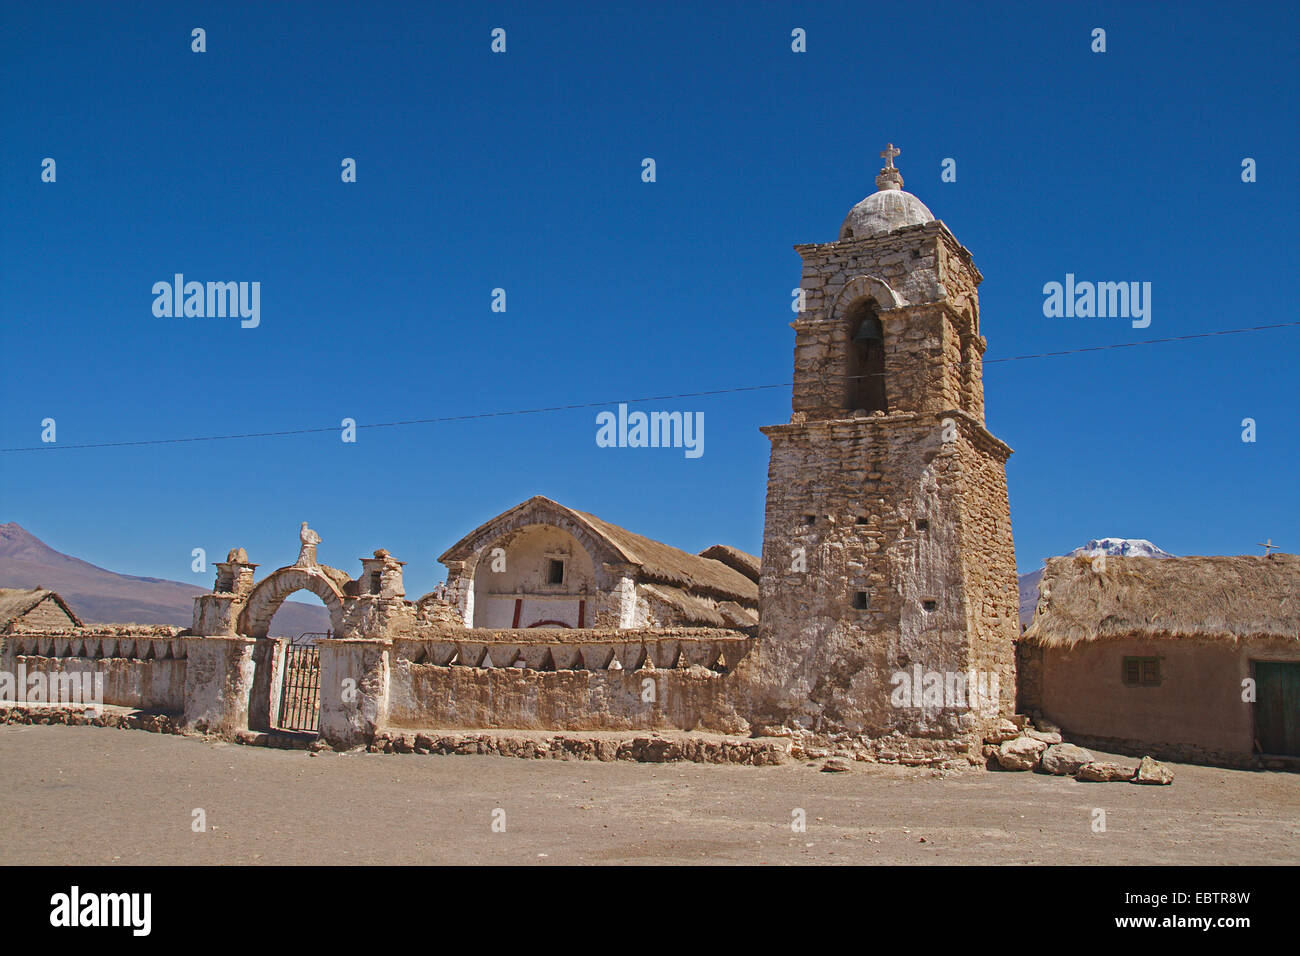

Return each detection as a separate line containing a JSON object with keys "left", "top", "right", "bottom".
{"left": 573, "top": 507, "right": 757, "bottom": 603}
{"left": 440, "top": 496, "right": 758, "bottom": 604}
{"left": 639, "top": 584, "right": 759, "bottom": 628}
{"left": 698, "top": 544, "right": 760, "bottom": 584}
{"left": 0, "top": 588, "right": 83, "bottom": 632}
{"left": 1022, "top": 553, "right": 1300, "bottom": 646}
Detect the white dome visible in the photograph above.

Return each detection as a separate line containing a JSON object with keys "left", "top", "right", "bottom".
{"left": 839, "top": 187, "right": 934, "bottom": 240}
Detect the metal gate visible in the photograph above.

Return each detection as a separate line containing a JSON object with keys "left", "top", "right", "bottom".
{"left": 276, "top": 633, "right": 325, "bottom": 733}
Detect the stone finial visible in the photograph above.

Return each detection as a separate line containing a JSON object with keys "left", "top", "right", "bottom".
{"left": 296, "top": 521, "right": 321, "bottom": 568}
{"left": 227, "top": 546, "right": 249, "bottom": 564}
{"left": 875, "top": 143, "right": 904, "bottom": 191}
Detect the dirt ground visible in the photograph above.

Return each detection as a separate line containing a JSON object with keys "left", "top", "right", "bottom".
{"left": 1, "top": 723, "right": 1297, "bottom": 866}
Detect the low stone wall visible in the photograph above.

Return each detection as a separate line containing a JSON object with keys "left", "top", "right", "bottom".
{"left": 1, "top": 703, "right": 182, "bottom": 735}
{"left": 1, "top": 629, "right": 259, "bottom": 737}
{"left": 2, "top": 627, "right": 188, "bottom": 713}
{"left": 387, "top": 664, "right": 750, "bottom": 735}
{"left": 366, "top": 730, "right": 787, "bottom": 764}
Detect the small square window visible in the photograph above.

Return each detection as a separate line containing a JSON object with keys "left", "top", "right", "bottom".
{"left": 916, "top": 519, "right": 929, "bottom": 532}
{"left": 1122, "top": 656, "right": 1160, "bottom": 686}
{"left": 804, "top": 514, "right": 817, "bottom": 526}
{"left": 922, "top": 599, "right": 937, "bottom": 612}
{"left": 369, "top": 572, "right": 382, "bottom": 594}
{"left": 852, "top": 591, "right": 869, "bottom": 610}
{"left": 856, "top": 515, "right": 870, "bottom": 525}
{"left": 546, "top": 559, "right": 565, "bottom": 585}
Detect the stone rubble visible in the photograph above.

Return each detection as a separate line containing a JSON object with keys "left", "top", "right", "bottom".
{"left": 982, "top": 716, "right": 1174, "bottom": 785}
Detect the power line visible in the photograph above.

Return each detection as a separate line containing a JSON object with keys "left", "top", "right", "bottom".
{"left": 4, "top": 320, "right": 1297, "bottom": 453}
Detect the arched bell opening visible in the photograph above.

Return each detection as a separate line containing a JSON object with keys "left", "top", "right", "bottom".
{"left": 845, "top": 297, "right": 888, "bottom": 414}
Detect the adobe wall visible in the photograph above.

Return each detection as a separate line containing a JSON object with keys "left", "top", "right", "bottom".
{"left": 1, "top": 627, "right": 187, "bottom": 712}
{"left": 0, "top": 629, "right": 265, "bottom": 738}
{"left": 387, "top": 668, "right": 749, "bottom": 735}
{"left": 382, "top": 627, "right": 753, "bottom": 737}
{"left": 1036, "top": 634, "right": 1300, "bottom": 767}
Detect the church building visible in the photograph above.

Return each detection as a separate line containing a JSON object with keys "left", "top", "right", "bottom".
{"left": 436, "top": 496, "right": 759, "bottom": 631}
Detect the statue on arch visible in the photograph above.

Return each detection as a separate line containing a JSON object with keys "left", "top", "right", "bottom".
{"left": 296, "top": 521, "right": 321, "bottom": 568}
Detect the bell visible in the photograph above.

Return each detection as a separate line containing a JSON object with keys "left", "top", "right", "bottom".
{"left": 852, "top": 317, "right": 883, "bottom": 344}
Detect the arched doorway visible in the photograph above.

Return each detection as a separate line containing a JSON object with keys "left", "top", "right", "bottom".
{"left": 238, "top": 567, "right": 349, "bottom": 733}
{"left": 238, "top": 567, "right": 348, "bottom": 639}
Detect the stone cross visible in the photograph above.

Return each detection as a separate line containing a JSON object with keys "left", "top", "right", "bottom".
{"left": 1258, "top": 539, "right": 1279, "bottom": 555}
{"left": 880, "top": 143, "right": 900, "bottom": 168}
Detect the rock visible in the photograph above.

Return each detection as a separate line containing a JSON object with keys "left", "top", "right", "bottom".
{"left": 1034, "top": 717, "right": 1061, "bottom": 734}
{"left": 1133, "top": 756, "right": 1174, "bottom": 785}
{"left": 984, "top": 719, "right": 1021, "bottom": 744}
{"left": 995, "top": 736, "right": 1048, "bottom": 771}
{"left": 1025, "top": 729, "right": 1062, "bottom": 745}
{"left": 1076, "top": 761, "right": 1135, "bottom": 782}
{"left": 1039, "top": 743, "right": 1093, "bottom": 775}
{"left": 820, "top": 758, "right": 850, "bottom": 773}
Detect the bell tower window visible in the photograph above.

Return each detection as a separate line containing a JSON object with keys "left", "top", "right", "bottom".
{"left": 845, "top": 298, "right": 887, "bottom": 413}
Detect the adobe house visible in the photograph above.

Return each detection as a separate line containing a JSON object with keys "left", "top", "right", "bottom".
{"left": 0, "top": 588, "right": 82, "bottom": 633}
{"left": 1019, "top": 553, "right": 1300, "bottom": 768}
{"left": 435, "top": 495, "right": 759, "bottom": 631}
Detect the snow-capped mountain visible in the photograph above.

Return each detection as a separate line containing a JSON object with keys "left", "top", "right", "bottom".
{"left": 1018, "top": 538, "right": 1174, "bottom": 627}
{"left": 1070, "top": 538, "right": 1175, "bottom": 559}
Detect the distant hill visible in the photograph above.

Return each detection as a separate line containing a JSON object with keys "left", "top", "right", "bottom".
{"left": 1018, "top": 537, "right": 1175, "bottom": 628}
{"left": 0, "top": 522, "right": 329, "bottom": 635}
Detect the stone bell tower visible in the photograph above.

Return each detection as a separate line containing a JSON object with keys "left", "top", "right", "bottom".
{"left": 748, "top": 145, "right": 1020, "bottom": 757}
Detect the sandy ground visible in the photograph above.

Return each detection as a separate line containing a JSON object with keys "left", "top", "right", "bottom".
{"left": 1, "top": 723, "right": 1297, "bottom": 865}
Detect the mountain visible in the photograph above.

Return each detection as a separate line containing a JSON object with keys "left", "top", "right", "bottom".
{"left": 0, "top": 522, "right": 329, "bottom": 635}
{"left": 1017, "top": 538, "right": 1174, "bottom": 629}
{"left": 1070, "top": 538, "right": 1174, "bottom": 559}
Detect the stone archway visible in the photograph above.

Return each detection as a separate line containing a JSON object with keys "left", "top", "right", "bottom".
{"left": 830, "top": 274, "right": 904, "bottom": 317}
{"left": 237, "top": 567, "right": 348, "bottom": 639}
{"left": 237, "top": 566, "right": 349, "bottom": 734}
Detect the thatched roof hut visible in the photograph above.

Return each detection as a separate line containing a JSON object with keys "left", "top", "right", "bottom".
{"left": 1022, "top": 553, "right": 1300, "bottom": 647}
{"left": 0, "top": 587, "right": 82, "bottom": 633}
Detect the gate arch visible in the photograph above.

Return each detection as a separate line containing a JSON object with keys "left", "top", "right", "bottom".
{"left": 238, "top": 567, "right": 348, "bottom": 638}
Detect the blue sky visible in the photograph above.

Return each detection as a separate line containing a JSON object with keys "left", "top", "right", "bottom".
{"left": 2, "top": 0, "right": 1297, "bottom": 598}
